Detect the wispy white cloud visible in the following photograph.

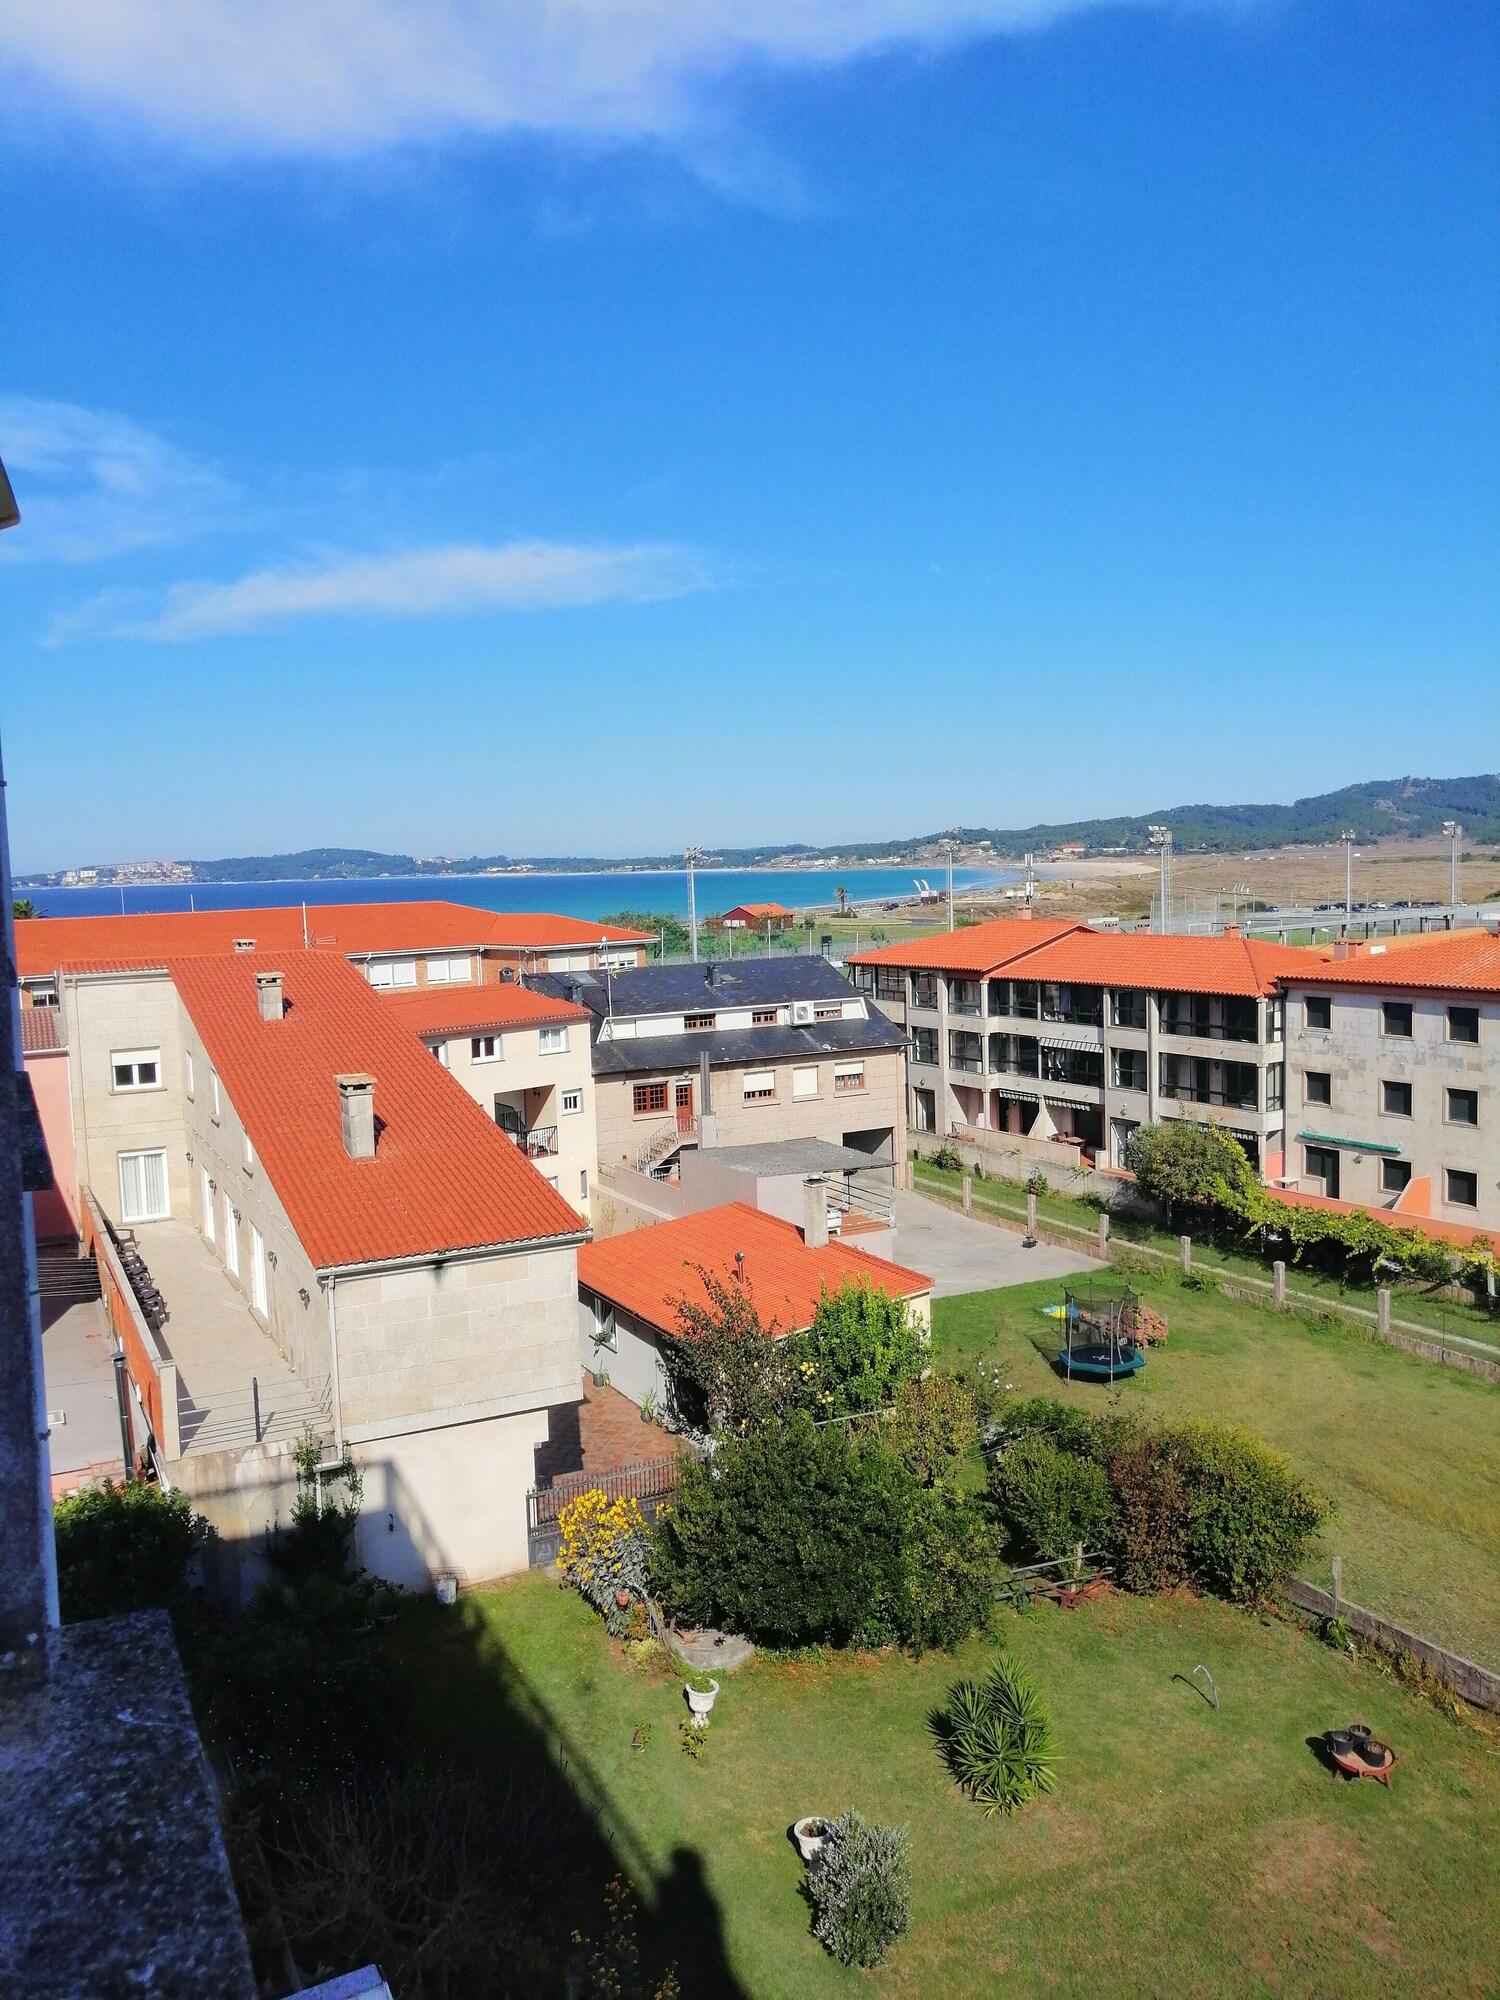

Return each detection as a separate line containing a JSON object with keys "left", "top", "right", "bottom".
{"left": 1, "top": 0, "right": 1139, "bottom": 156}
{"left": 0, "top": 395, "right": 238, "bottom": 561}
{"left": 50, "top": 539, "right": 711, "bottom": 641}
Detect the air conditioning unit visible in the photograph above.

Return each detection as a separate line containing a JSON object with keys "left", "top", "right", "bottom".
{"left": 791, "top": 1001, "right": 814, "bottom": 1025}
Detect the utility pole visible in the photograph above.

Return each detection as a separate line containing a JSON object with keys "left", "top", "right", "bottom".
{"left": 1148, "top": 825, "right": 1173, "bottom": 934}
{"left": 1443, "top": 821, "right": 1462, "bottom": 909}
{"left": 940, "top": 829, "right": 960, "bottom": 932}
{"left": 685, "top": 845, "right": 703, "bottom": 961}
{"left": 1340, "top": 829, "right": 1356, "bottom": 920}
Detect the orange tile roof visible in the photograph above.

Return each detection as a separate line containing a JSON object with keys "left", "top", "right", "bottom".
{"left": 848, "top": 918, "right": 1084, "bottom": 975}
{"left": 15, "top": 901, "right": 650, "bottom": 977}
{"left": 375, "top": 983, "right": 592, "bottom": 1037}
{"left": 169, "top": 952, "right": 586, "bottom": 1268}
{"left": 1286, "top": 929, "right": 1500, "bottom": 994}
{"left": 19, "top": 1008, "right": 63, "bottom": 1054}
{"left": 577, "top": 1201, "right": 931, "bottom": 1339}
{"left": 723, "top": 901, "right": 795, "bottom": 920}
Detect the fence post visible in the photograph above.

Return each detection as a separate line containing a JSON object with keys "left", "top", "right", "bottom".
{"left": 1179, "top": 1235, "right": 1192, "bottom": 1277}
{"left": 1377, "top": 1288, "right": 1391, "bottom": 1337}
{"left": 1025, "top": 1189, "right": 1038, "bottom": 1245}
{"left": 1272, "top": 1260, "right": 1286, "bottom": 1307}
{"left": 1097, "top": 1212, "right": 1110, "bottom": 1256}
{"left": 1331, "top": 1553, "right": 1342, "bottom": 1615}
{"left": 962, "top": 1174, "right": 972, "bottom": 1216}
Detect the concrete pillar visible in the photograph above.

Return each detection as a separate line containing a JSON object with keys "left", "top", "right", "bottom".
{"left": 1272, "top": 1260, "right": 1286, "bottom": 1306}
{"left": 1377, "top": 1287, "right": 1391, "bottom": 1336}
{"left": 1179, "top": 1234, "right": 1192, "bottom": 1277}
{"left": 802, "top": 1177, "right": 829, "bottom": 1249}
{"left": 1026, "top": 1189, "right": 1038, "bottom": 1243}
{"left": 961, "top": 1174, "right": 972, "bottom": 1216}
{"left": 1097, "top": 1212, "right": 1110, "bottom": 1256}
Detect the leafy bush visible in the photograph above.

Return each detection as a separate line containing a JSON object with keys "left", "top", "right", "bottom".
{"left": 558, "top": 1491, "right": 652, "bottom": 1634}
{"left": 1172, "top": 1420, "right": 1329, "bottom": 1603}
{"left": 932, "top": 1657, "right": 1059, "bottom": 1818}
{"left": 268, "top": 1430, "right": 364, "bottom": 1585}
{"left": 996, "top": 1394, "right": 1096, "bottom": 1457}
{"left": 885, "top": 1373, "right": 979, "bottom": 1491}
{"left": 897, "top": 1492, "right": 1002, "bottom": 1653}
{"left": 1126, "top": 1121, "right": 1256, "bottom": 1223}
{"left": 1093, "top": 1420, "right": 1192, "bottom": 1593}
{"left": 988, "top": 1433, "right": 1113, "bottom": 1563}
{"left": 53, "top": 1478, "right": 206, "bottom": 1623}
{"left": 805, "top": 1810, "right": 912, "bottom": 1968}
{"left": 929, "top": 1142, "right": 963, "bottom": 1173}
{"left": 798, "top": 1280, "right": 926, "bottom": 1419}
{"left": 660, "top": 1265, "right": 800, "bottom": 1433}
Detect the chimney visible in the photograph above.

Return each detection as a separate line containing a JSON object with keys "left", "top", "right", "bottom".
{"left": 1333, "top": 938, "right": 1365, "bottom": 961}
{"left": 233, "top": 937, "right": 257, "bottom": 953}
{"left": 336, "top": 1073, "right": 377, "bottom": 1161}
{"left": 803, "top": 1175, "right": 829, "bottom": 1250}
{"left": 705, "top": 961, "right": 717, "bottom": 988}
{"left": 255, "top": 971, "right": 285, "bottom": 1022}
{"left": 1221, "top": 924, "right": 1240, "bottom": 940}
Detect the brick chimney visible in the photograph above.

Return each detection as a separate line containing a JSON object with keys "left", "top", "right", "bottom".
{"left": 255, "top": 971, "right": 285, "bottom": 1022}
{"left": 336, "top": 1073, "right": 376, "bottom": 1160}
{"left": 1333, "top": 938, "right": 1366, "bottom": 961}
{"left": 802, "top": 1175, "right": 829, "bottom": 1250}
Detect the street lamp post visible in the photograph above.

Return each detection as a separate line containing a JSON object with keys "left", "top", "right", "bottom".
{"left": 1148, "top": 826, "right": 1173, "bottom": 933}
{"left": 1443, "top": 821, "right": 1461, "bottom": 909}
{"left": 1340, "top": 829, "right": 1356, "bottom": 921}
{"left": 684, "top": 846, "right": 704, "bottom": 961}
{"left": 940, "top": 833, "right": 961, "bottom": 932}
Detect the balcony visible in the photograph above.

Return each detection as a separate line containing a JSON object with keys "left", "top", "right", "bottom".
{"left": 512, "top": 1124, "right": 558, "bottom": 1158}
{"left": 947, "top": 997, "right": 982, "bottom": 1017}
{"left": 1159, "top": 1011, "right": 1258, "bottom": 1044}
{"left": 1159, "top": 1082, "right": 1259, "bottom": 1111}
{"left": 948, "top": 1033, "right": 985, "bottom": 1074}
{"left": 910, "top": 979, "right": 939, "bottom": 1010}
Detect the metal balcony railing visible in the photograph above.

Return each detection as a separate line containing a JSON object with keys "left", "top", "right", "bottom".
{"left": 1159, "top": 1014, "right": 1258, "bottom": 1043}
{"left": 1159, "top": 1081, "right": 1258, "bottom": 1110}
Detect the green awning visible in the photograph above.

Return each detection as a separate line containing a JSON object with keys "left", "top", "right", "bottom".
{"left": 1296, "top": 1129, "right": 1402, "bottom": 1156}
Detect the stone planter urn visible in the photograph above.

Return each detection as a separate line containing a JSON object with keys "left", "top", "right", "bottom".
{"left": 792, "top": 1817, "right": 831, "bottom": 1865}
{"left": 684, "top": 1679, "right": 720, "bottom": 1726}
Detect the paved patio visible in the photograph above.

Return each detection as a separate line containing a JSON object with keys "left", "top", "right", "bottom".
{"left": 534, "top": 1377, "right": 682, "bottom": 1488}
{"left": 41, "top": 1293, "right": 126, "bottom": 1492}
{"left": 893, "top": 1188, "right": 1102, "bottom": 1298}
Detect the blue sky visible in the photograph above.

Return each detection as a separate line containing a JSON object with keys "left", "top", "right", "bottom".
{"left": 2, "top": 0, "right": 1496, "bottom": 872}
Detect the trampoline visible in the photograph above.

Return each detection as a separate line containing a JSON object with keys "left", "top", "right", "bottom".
{"left": 1056, "top": 1283, "right": 1146, "bottom": 1382}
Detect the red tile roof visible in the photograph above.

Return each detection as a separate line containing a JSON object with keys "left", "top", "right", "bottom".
{"left": 15, "top": 901, "right": 650, "bottom": 977}
{"left": 169, "top": 952, "right": 586, "bottom": 1269}
{"left": 375, "top": 983, "right": 592, "bottom": 1038}
{"left": 848, "top": 918, "right": 1084, "bottom": 975}
{"left": 19, "top": 1007, "right": 63, "bottom": 1054}
{"left": 1285, "top": 929, "right": 1500, "bottom": 994}
{"left": 577, "top": 1201, "right": 931, "bottom": 1339}
{"left": 722, "top": 902, "right": 795, "bottom": 921}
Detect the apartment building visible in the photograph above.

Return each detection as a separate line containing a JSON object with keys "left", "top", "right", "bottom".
{"left": 53, "top": 949, "right": 589, "bottom": 1590}
{"left": 1280, "top": 930, "right": 1500, "bottom": 1230}
{"left": 528, "top": 956, "right": 906, "bottom": 1178}
{"left": 850, "top": 919, "right": 1305, "bottom": 1175}
{"left": 15, "top": 900, "right": 651, "bottom": 1006}
{"left": 375, "top": 981, "right": 599, "bottom": 1218}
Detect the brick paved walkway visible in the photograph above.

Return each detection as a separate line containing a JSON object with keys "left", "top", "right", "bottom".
{"left": 534, "top": 1376, "right": 682, "bottom": 1488}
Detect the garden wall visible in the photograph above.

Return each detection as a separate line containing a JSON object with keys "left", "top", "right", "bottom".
{"left": 1282, "top": 1578, "right": 1500, "bottom": 1713}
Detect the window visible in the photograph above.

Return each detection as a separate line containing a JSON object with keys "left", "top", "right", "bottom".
{"left": 110, "top": 1047, "right": 161, "bottom": 1092}
{"left": 1304, "top": 1145, "right": 1340, "bottom": 1197}
{"left": 223, "top": 1194, "right": 239, "bottom": 1277}
{"left": 561, "top": 1088, "right": 583, "bottom": 1116}
{"left": 1111, "top": 1048, "right": 1147, "bottom": 1093}
{"left": 470, "top": 1035, "right": 501, "bottom": 1063}
{"left": 1448, "top": 1005, "right": 1480, "bottom": 1044}
{"left": 579, "top": 1169, "right": 589, "bottom": 1201}
{"left": 185, "top": 1051, "right": 195, "bottom": 1097}
{"left": 1266, "top": 1061, "right": 1284, "bottom": 1112}
{"left": 814, "top": 1003, "right": 843, "bottom": 1022}
{"left": 1382, "top": 1079, "right": 1413, "bottom": 1117}
{"left": 201, "top": 1166, "right": 215, "bottom": 1242}
{"left": 249, "top": 1226, "right": 268, "bottom": 1314}
{"left": 591, "top": 1296, "right": 618, "bottom": 1352}
{"left": 1447, "top": 1088, "right": 1479, "bottom": 1127}
{"left": 118, "top": 1149, "right": 169, "bottom": 1224}
{"left": 243, "top": 1134, "right": 255, "bottom": 1170}
{"left": 1305, "top": 1070, "right": 1332, "bottom": 1106}
{"left": 1381, "top": 1000, "right": 1413, "bottom": 1038}
{"left": 210, "top": 1071, "right": 221, "bottom": 1121}
{"left": 539, "top": 1026, "right": 568, "bottom": 1054}
{"left": 426, "top": 955, "right": 471, "bottom": 984}
{"left": 910, "top": 974, "right": 938, "bottom": 1010}
{"left": 910, "top": 1027, "right": 939, "bottom": 1066}
{"left": 912, "top": 1087, "right": 937, "bottom": 1132}
{"left": 792, "top": 1065, "right": 819, "bottom": 1100}
{"left": 1266, "top": 998, "right": 1284, "bottom": 1043}
{"left": 368, "top": 958, "right": 418, "bottom": 989}
{"left": 1111, "top": 990, "right": 1148, "bottom": 1031}
{"left": 684, "top": 1012, "right": 715, "bottom": 1032}
{"left": 743, "top": 1069, "right": 776, "bottom": 1101}
{"left": 1381, "top": 1158, "right": 1412, "bottom": 1195}
{"left": 431, "top": 1040, "right": 451, "bottom": 1068}
{"left": 833, "top": 1061, "right": 865, "bottom": 1093}
{"left": 1305, "top": 996, "right": 1332, "bottom": 1031}
{"left": 633, "top": 1081, "right": 668, "bottom": 1116}
{"left": 752, "top": 1008, "right": 778, "bottom": 1026}
{"left": 1446, "top": 1168, "right": 1478, "bottom": 1209}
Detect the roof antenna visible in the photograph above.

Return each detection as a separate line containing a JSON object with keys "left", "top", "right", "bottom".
{"left": 734, "top": 1250, "right": 745, "bottom": 1280}
{"left": 302, "top": 902, "right": 309, "bottom": 950}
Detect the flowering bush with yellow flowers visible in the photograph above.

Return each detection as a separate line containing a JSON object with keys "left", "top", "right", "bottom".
{"left": 558, "top": 1490, "right": 652, "bottom": 1633}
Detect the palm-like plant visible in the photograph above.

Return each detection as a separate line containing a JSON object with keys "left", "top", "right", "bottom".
{"left": 932, "top": 1658, "right": 1058, "bottom": 1818}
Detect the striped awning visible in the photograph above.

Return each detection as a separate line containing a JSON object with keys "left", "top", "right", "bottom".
{"left": 1038, "top": 1035, "right": 1101, "bottom": 1052}
{"left": 993, "top": 1087, "right": 1039, "bottom": 1103}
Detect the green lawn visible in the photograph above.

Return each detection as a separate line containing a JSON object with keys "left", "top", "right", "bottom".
{"left": 395, "top": 1576, "right": 1500, "bottom": 1998}
{"left": 911, "top": 1157, "right": 1500, "bottom": 1354}
{"left": 932, "top": 1279, "right": 1500, "bottom": 1672}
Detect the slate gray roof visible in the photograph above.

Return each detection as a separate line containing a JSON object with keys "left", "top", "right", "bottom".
{"left": 589, "top": 1015, "right": 905, "bottom": 1078}
{"left": 530, "top": 955, "right": 855, "bottom": 1022}
{"left": 693, "top": 1138, "right": 882, "bottom": 1176}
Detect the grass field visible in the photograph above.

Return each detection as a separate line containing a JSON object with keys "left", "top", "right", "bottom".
{"left": 911, "top": 1157, "right": 1500, "bottom": 1354}
{"left": 931, "top": 1277, "right": 1500, "bottom": 1672}
{"left": 395, "top": 1576, "right": 1500, "bottom": 1998}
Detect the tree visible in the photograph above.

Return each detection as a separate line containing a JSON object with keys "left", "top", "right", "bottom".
{"left": 800, "top": 1281, "right": 926, "bottom": 1419}
{"left": 601, "top": 909, "right": 689, "bottom": 957}
{"left": 884, "top": 1374, "right": 979, "bottom": 1491}
{"left": 13, "top": 897, "right": 36, "bottom": 921}
{"left": 1125, "top": 1120, "right": 1255, "bottom": 1225}
{"left": 660, "top": 1264, "right": 801, "bottom": 1433}
{"left": 53, "top": 1478, "right": 206, "bottom": 1622}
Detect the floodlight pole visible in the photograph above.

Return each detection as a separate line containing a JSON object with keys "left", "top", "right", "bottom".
{"left": 940, "top": 830, "right": 959, "bottom": 932}
{"left": 1340, "top": 830, "right": 1355, "bottom": 921}
{"left": 685, "top": 846, "right": 703, "bottom": 961}
{"left": 1443, "top": 821, "right": 1461, "bottom": 909}
{"left": 1148, "top": 826, "right": 1173, "bottom": 934}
